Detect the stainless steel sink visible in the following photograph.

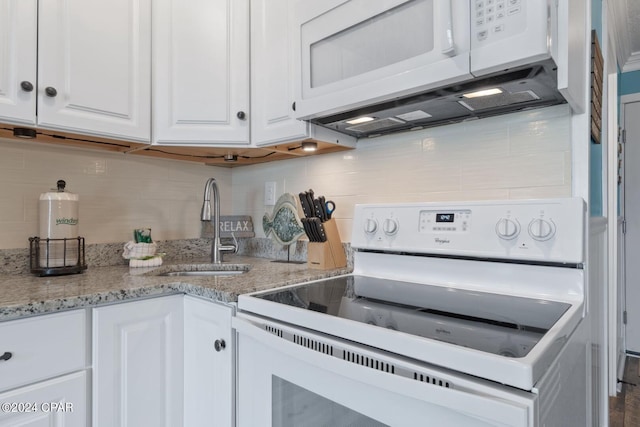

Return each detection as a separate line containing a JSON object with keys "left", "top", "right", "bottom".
{"left": 161, "top": 270, "right": 246, "bottom": 277}
{"left": 149, "top": 263, "right": 250, "bottom": 277}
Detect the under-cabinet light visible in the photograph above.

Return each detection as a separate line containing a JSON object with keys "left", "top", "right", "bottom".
{"left": 302, "top": 141, "right": 317, "bottom": 152}
{"left": 462, "top": 88, "right": 503, "bottom": 99}
{"left": 345, "top": 116, "right": 375, "bottom": 125}
{"left": 13, "top": 128, "right": 36, "bottom": 139}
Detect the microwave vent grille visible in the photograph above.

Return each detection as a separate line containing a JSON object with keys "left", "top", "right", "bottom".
{"left": 458, "top": 90, "right": 540, "bottom": 111}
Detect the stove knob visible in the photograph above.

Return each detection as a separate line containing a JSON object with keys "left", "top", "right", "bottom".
{"left": 495, "top": 218, "right": 520, "bottom": 240}
{"left": 383, "top": 218, "right": 399, "bottom": 236}
{"left": 364, "top": 218, "right": 378, "bottom": 235}
{"left": 528, "top": 218, "right": 556, "bottom": 241}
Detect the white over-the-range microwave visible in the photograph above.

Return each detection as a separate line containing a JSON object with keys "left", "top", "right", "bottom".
{"left": 293, "top": 0, "right": 586, "bottom": 138}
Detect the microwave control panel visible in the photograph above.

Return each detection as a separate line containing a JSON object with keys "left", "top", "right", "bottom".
{"left": 473, "top": 0, "right": 526, "bottom": 43}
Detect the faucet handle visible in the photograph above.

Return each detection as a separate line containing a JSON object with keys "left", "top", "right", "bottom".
{"left": 230, "top": 232, "right": 238, "bottom": 253}
{"left": 218, "top": 232, "right": 238, "bottom": 256}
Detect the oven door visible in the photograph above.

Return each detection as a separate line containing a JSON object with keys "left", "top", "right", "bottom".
{"left": 294, "top": 0, "right": 471, "bottom": 120}
{"left": 234, "top": 314, "right": 537, "bottom": 427}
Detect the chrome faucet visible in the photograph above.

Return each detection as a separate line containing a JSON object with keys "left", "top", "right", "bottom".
{"left": 201, "top": 178, "right": 237, "bottom": 263}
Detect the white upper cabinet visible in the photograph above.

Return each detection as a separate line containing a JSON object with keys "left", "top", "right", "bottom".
{"left": 153, "top": 0, "right": 250, "bottom": 146}
{"left": 250, "top": 0, "right": 357, "bottom": 148}
{"left": 0, "top": 0, "right": 37, "bottom": 126}
{"left": 0, "top": 0, "right": 151, "bottom": 142}
{"left": 251, "top": 0, "right": 307, "bottom": 146}
{"left": 38, "top": 0, "right": 151, "bottom": 142}
{"left": 555, "top": 0, "right": 587, "bottom": 114}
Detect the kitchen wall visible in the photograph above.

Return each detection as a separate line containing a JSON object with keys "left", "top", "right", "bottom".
{"left": 0, "top": 138, "right": 231, "bottom": 249}
{"left": 0, "top": 104, "right": 572, "bottom": 250}
{"left": 620, "top": 70, "right": 640, "bottom": 96}
{"left": 234, "top": 104, "right": 573, "bottom": 242}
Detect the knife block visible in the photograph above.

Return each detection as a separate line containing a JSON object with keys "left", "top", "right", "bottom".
{"left": 307, "top": 218, "right": 347, "bottom": 270}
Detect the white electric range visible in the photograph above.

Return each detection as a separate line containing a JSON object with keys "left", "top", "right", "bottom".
{"left": 234, "top": 198, "right": 588, "bottom": 426}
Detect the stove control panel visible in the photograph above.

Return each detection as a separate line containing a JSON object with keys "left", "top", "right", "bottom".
{"left": 352, "top": 198, "right": 585, "bottom": 264}
{"left": 419, "top": 210, "right": 471, "bottom": 234}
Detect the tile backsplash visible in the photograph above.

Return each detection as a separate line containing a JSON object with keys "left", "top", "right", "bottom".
{"left": 0, "top": 104, "right": 571, "bottom": 250}
{"left": 0, "top": 139, "right": 231, "bottom": 249}
{"left": 235, "top": 105, "right": 572, "bottom": 242}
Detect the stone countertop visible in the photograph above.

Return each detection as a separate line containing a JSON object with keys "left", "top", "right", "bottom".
{"left": 0, "top": 256, "right": 352, "bottom": 322}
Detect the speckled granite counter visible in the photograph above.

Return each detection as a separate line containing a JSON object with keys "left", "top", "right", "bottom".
{"left": 0, "top": 255, "right": 351, "bottom": 322}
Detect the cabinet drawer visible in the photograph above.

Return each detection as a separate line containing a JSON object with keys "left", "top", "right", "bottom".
{"left": 0, "top": 310, "right": 87, "bottom": 393}
{"left": 0, "top": 371, "right": 87, "bottom": 426}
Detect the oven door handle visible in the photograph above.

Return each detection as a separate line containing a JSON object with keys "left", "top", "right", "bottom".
{"left": 234, "top": 315, "right": 534, "bottom": 427}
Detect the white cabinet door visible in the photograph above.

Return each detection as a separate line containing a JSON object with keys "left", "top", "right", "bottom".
{"left": 251, "top": 0, "right": 308, "bottom": 146}
{"left": 37, "top": 0, "right": 151, "bottom": 142}
{"left": 0, "top": 0, "right": 37, "bottom": 126}
{"left": 93, "top": 296, "right": 184, "bottom": 427}
{"left": 184, "top": 296, "right": 234, "bottom": 427}
{"left": 153, "top": 0, "right": 250, "bottom": 146}
{"left": 0, "top": 371, "right": 87, "bottom": 427}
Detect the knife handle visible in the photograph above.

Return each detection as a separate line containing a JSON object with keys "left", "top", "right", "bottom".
{"left": 301, "top": 218, "right": 314, "bottom": 242}
{"left": 299, "top": 192, "right": 313, "bottom": 218}
{"left": 314, "top": 218, "right": 327, "bottom": 242}
{"left": 312, "top": 199, "right": 325, "bottom": 221}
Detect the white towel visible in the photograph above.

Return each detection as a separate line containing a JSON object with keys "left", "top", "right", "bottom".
{"left": 123, "top": 241, "right": 157, "bottom": 259}
{"left": 129, "top": 255, "right": 163, "bottom": 268}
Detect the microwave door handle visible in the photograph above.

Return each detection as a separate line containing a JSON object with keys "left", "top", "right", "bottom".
{"left": 440, "top": 0, "right": 455, "bottom": 55}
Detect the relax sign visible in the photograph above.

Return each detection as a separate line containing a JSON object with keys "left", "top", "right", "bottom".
{"left": 219, "top": 216, "right": 254, "bottom": 237}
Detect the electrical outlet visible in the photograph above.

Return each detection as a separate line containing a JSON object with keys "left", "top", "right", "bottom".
{"left": 264, "top": 181, "right": 276, "bottom": 205}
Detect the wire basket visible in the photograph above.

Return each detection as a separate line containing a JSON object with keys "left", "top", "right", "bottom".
{"left": 29, "top": 236, "right": 88, "bottom": 276}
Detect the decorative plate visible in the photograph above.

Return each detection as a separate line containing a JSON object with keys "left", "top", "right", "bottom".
{"left": 263, "top": 193, "right": 305, "bottom": 245}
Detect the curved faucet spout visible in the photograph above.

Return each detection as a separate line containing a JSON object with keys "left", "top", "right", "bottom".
{"left": 201, "top": 178, "right": 237, "bottom": 263}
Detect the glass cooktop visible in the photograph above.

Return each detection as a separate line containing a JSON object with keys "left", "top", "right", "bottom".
{"left": 256, "top": 275, "right": 571, "bottom": 358}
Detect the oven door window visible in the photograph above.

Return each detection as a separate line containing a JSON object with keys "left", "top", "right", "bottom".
{"left": 272, "top": 377, "right": 386, "bottom": 427}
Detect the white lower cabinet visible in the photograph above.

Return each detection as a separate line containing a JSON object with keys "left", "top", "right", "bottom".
{"left": 93, "top": 295, "right": 234, "bottom": 426}
{"left": 0, "top": 309, "right": 89, "bottom": 426}
{"left": 93, "top": 295, "right": 185, "bottom": 426}
{"left": 0, "top": 372, "right": 87, "bottom": 427}
{"left": 184, "top": 296, "right": 234, "bottom": 427}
